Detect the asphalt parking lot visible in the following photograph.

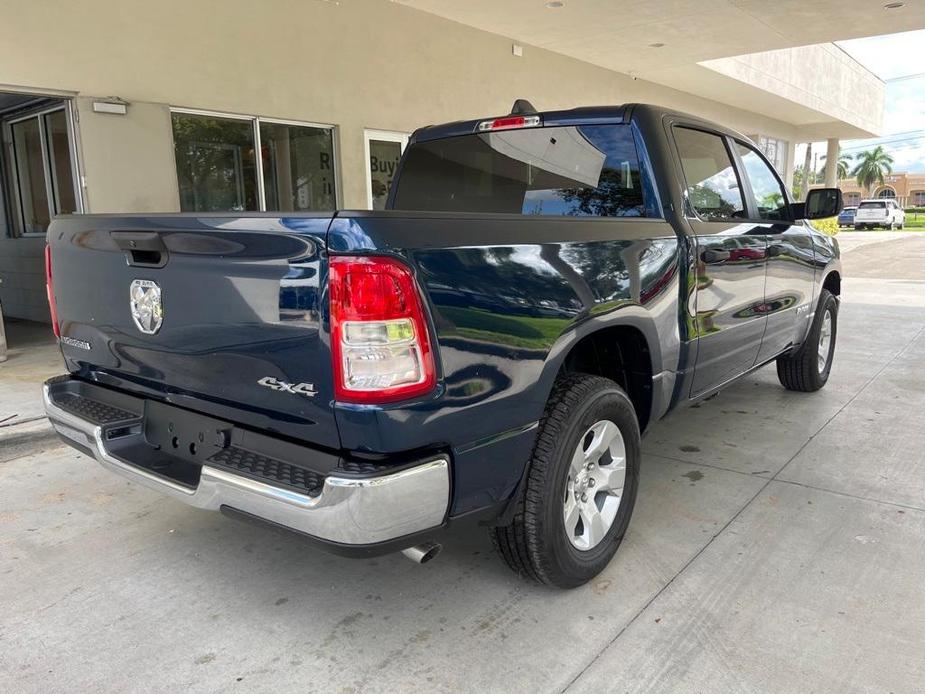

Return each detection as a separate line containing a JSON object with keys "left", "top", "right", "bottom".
{"left": 2, "top": 233, "right": 924, "bottom": 693}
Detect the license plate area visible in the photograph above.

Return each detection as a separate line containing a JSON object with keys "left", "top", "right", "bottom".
{"left": 143, "top": 400, "right": 231, "bottom": 465}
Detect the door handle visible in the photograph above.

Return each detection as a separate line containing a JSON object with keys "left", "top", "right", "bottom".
{"left": 701, "top": 249, "right": 731, "bottom": 263}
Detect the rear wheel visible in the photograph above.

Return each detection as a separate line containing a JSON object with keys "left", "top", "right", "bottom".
{"left": 776, "top": 289, "right": 837, "bottom": 392}
{"left": 492, "top": 374, "right": 640, "bottom": 588}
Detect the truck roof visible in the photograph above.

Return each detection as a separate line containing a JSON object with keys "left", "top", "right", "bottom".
{"left": 409, "top": 102, "right": 747, "bottom": 144}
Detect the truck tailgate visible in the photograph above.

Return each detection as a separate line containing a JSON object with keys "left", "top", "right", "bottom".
{"left": 47, "top": 214, "right": 339, "bottom": 448}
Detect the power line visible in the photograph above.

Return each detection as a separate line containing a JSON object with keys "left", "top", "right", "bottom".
{"left": 886, "top": 72, "right": 925, "bottom": 82}
{"left": 840, "top": 136, "right": 925, "bottom": 152}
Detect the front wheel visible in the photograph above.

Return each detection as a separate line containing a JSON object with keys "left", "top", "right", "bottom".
{"left": 776, "top": 289, "right": 838, "bottom": 392}
{"left": 492, "top": 374, "right": 640, "bottom": 588}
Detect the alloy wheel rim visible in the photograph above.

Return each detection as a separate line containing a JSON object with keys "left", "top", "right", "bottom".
{"left": 818, "top": 309, "right": 832, "bottom": 374}
{"left": 563, "top": 420, "right": 626, "bottom": 551}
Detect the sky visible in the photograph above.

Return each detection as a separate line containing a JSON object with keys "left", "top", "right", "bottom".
{"left": 796, "top": 29, "right": 925, "bottom": 174}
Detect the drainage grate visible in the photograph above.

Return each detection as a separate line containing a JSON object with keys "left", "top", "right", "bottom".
{"left": 55, "top": 393, "right": 138, "bottom": 425}
{"left": 207, "top": 446, "right": 324, "bottom": 496}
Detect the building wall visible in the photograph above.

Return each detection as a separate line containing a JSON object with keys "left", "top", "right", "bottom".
{"left": 0, "top": 0, "right": 806, "bottom": 214}
{"left": 0, "top": 236, "right": 46, "bottom": 323}
{"left": 701, "top": 43, "right": 884, "bottom": 138}
{"left": 813, "top": 173, "right": 925, "bottom": 206}
{"left": 75, "top": 98, "right": 180, "bottom": 213}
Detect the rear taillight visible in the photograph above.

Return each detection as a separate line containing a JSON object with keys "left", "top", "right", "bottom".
{"left": 44, "top": 244, "right": 60, "bottom": 338}
{"left": 329, "top": 255, "right": 436, "bottom": 403}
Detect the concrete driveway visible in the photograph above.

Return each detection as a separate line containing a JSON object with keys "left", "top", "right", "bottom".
{"left": 2, "top": 234, "right": 924, "bottom": 693}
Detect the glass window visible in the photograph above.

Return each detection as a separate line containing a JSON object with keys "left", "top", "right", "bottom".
{"left": 260, "top": 122, "right": 336, "bottom": 211}
{"left": 913, "top": 191, "right": 925, "bottom": 206}
{"left": 368, "top": 139, "right": 403, "bottom": 210}
{"left": 393, "top": 124, "right": 646, "bottom": 217}
{"left": 757, "top": 135, "right": 787, "bottom": 173}
{"left": 11, "top": 117, "right": 51, "bottom": 234}
{"left": 172, "top": 113, "right": 259, "bottom": 212}
{"left": 674, "top": 127, "right": 745, "bottom": 221}
{"left": 859, "top": 201, "right": 886, "bottom": 209}
{"left": 736, "top": 143, "right": 789, "bottom": 221}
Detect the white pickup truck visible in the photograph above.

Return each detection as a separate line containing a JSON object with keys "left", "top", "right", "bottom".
{"left": 854, "top": 198, "right": 906, "bottom": 230}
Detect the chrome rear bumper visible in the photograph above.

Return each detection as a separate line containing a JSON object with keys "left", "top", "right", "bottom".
{"left": 43, "top": 380, "right": 449, "bottom": 546}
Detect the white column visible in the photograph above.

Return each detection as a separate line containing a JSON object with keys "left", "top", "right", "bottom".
{"left": 824, "top": 138, "right": 839, "bottom": 188}
{"left": 784, "top": 140, "right": 797, "bottom": 194}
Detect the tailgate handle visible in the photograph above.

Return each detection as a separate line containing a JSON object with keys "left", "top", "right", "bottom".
{"left": 111, "top": 232, "right": 168, "bottom": 268}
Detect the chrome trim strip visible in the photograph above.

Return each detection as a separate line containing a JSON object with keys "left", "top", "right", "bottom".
{"left": 43, "top": 384, "right": 450, "bottom": 545}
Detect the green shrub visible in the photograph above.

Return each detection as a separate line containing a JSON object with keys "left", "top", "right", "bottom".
{"left": 810, "top": 217, "right": 839, "bottom": 236}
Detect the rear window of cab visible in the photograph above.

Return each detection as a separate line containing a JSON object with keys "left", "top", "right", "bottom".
{"left": 392, "top": 124, "right": 656, "bottom": 217}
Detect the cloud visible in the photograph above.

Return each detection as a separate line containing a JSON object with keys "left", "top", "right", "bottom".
{"left": 836, "top": 30, "right": 925, "bottom": 80}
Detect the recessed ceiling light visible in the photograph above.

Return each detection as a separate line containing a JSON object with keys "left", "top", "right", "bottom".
{"left": 649, "top": 42, "right": 666, "bottom": 48}
{"left": 884, "top": 2, "right": 904, "bottom": 8}
{"left": 545, "top": 1, "right": 564, "bottom": 8}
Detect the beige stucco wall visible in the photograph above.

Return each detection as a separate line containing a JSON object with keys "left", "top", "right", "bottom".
{"left": 0, "top": 0, "right": 807, "bottom": 212}
{"left": 75, "top": 98, "right": 180, "bottom": 212}
{"left": 701, "top": 44, "right": 884, "bottom": 139}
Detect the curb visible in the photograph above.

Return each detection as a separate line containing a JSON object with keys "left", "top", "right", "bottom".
{"left": 0, "top": 417, "right": 63, "bottom": 459}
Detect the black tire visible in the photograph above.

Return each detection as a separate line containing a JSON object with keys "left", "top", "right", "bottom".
{"left": 776, "top": 289, "right": 838, "bottom": 392}
{"left": 491, "top": 373, "right": 640, "bottom": 588}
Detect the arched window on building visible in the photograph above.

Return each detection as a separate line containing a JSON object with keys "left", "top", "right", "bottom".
{"left": 876, "top": 187, "right": 897, "bottom": 199}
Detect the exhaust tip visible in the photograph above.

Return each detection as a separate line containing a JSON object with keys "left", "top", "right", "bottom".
{"left": 401, "top": 541, "right": 442, "bottom": 564}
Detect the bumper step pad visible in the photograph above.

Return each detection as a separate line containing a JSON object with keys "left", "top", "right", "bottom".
{"left": 207, "top": 446, "right": 324, "bottom": 496}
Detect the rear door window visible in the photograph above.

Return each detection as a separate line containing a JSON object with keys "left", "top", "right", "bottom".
{"left": 673, "top": 127, "right": 746, "bottom": 221}
{"left": 392, "top": 124, "right": 647, "bottom": 217}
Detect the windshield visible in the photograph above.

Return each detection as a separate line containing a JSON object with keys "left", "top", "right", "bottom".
{"left": 859, "top": 201, "right": 886, "bottom": 209}
{"left": 392, "top": 124, "right": 649, "bottom": 217}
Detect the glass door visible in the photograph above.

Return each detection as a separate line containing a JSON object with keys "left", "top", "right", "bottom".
{"left": 4, "top": 106, "right": 80, "bottom": 235}
{"left": 364, "top": 129, "right": 408, "bottom": 210}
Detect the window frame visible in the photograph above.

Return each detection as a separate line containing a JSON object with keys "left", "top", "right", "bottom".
{"left": 169, "top": 107, "right": 340, "bottom": 212}
{"left": 364, "top": 129, "right": 409, "bottom": 210}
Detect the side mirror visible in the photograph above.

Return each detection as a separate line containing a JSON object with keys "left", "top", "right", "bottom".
{"left": 798, "top": 188, "right": 843, "bottom": 220}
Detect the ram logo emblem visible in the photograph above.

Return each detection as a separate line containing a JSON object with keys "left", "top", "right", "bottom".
{"left": 129, "top": 279, "right": 163, "bottom": 335}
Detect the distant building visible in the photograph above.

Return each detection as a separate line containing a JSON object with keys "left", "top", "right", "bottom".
{"left": 814, "top": 173, "right": 925, "bottom": 207}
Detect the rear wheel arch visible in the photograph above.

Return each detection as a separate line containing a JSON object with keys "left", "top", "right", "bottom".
{"left": 552, "top": 321, "right": 656, "bottom": 432}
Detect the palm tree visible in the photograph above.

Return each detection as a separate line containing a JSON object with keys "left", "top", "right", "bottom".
{"left": 851, "top": 146, "right": 894, "bottom": 195}
{"left": 821, "top": 149, "right": 853, "bottom": 180}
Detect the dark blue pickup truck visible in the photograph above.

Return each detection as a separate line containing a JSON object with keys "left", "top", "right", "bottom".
{"left": 44, "top": 103, "right": 842, "bottom": 587}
